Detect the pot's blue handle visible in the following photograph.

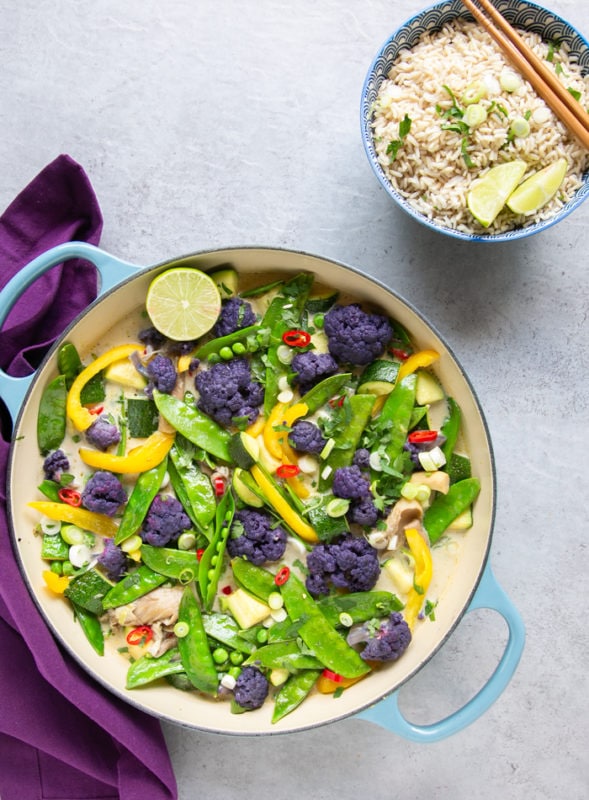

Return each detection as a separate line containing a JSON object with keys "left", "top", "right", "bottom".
{"left": 0, "top": 242, "right": 143, "bottom": 422}
{"left": 355, "top": 563, "right": 525, "bottom": 742}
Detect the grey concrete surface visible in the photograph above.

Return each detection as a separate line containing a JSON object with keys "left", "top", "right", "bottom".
{"left": 1, "top": 1, "right": 588, "bottom": 798}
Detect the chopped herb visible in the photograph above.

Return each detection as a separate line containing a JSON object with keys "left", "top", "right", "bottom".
{"left": 386, "top": 114, "right": 412, "bottom": 162}
{"left": 546, "top": 40, "right": 561, "bottom": 62}
{"left": 554, "top": 63, "right": 564, "bottom": 76}
{"left": 424, "top": 599, "right": 438, "bottom": 621}
{"left": 524, "top": 109, "right": 532, "bottom": 120}
{"left": 333, "top": 686, "right": 345, "bottom": 699}
{"left": 461, "top": 137, "right": 475, "bottom": 168}
{"left": 568, "top": 87, "right": 582, "bottom": 101}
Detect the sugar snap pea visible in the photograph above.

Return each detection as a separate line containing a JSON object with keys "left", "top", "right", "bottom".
{"left": 244, "top": 641, "right": 323, "bottom": 671}
{"left": 153, "top": 390, "right": 231, "bottom": 462}
{"left": 141, "top": 544, "right": 199, "bottom": 583}
{"left": 57, "top": 341, "right": 84, "bottom": 388}
{"left": 202, "top": 612, "right": 257, "bottom": 654}
{"left": 102, "top": 564, "right": 167, "bottom": 609}
{"left": 231, "top": 558, "right": 276, "bottom": 602}
{"left": 318, "top": 590, "right": 404, "bottom": 627}
{"left": 72, "top": 603, "right": 104, "bottom": 656}
{"left": 380, "top": 373, "right": 417, "bottom": 462}
{"left": 37, "top": 374, "right": 67, "bottom": 455}
{"left": 198, "top": 489, "right": 235, "bottom": 609}
{"left": 319, "top": 393, "right": 375, "bottom": 490}
{"left": 195, "top": 324, "right": 265, "bottom": 360}
{"left": 441, "top": 397, "right": 461, "bottom": 460}
{"left": 272, "top": 669, "right": 321, "bottom": 724}
{"left": 126, "top": 647, "right": 185, "bottom": 689}
{"left": 177, "top": 586, "right": 218, "bottom": 696}
{"left": 279, "top": 571, "right": 370, "bottom": 680}
{"left": 424, "top": 477, "right": 481, "bottom": 544}
{"left": 298, "top": 372, "right": 353, "bottom": 415}
{"left": 114, "top": 457, "right": 168, "bottom": 545}
{"left": 168, "top": 437, "right": 216, "bottom": 536}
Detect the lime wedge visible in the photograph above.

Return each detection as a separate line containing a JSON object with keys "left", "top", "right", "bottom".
{"left": 506, "top": 157, "right": 568, "bottom": 215}
{"left": 467, "top": 160, "right": 527, "bottom": 227}
{"left": 146, "top": 268, "right": 222, "bottom": 341}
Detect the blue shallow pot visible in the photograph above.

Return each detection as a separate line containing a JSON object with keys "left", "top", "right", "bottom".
{"left": 0, "top": 243, "right": 525, "bottom": 738}
{"left": 361, "top": 0, "right": 589, "bottom": 242}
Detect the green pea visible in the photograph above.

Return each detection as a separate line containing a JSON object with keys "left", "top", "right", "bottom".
{"left": 62, "top": 561, "right": 75, "bottom": 576}
{"left": 208, "top": 353, "right": 221, "bottom": 364}
{"left": 232, "top": 342, "right": 246, "bottom": 355}
{"left": 256, "top": 628, "right": 269, "bottom": 644}
{"left": 213, "top": 647, "right": 229, "bottom": 664}
{"left": 228, "top": 666, "right": 242, "bottom": 680}
{"left": 219, "top": 346, "right": 233, "bottom": 360}
{"left": 229, "top": 651, "right": 244, "bottom": 665}
{"left": 50, "top": 561, "right": 63, "bottom": 575}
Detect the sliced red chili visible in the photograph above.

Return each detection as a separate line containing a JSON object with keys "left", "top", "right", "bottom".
{"left": 391, "top": 348, "right": 410, "bottom": 361}
{"left": 213, "top": 476, "right": 225, "bottom": 496}
{"left": 408, "top": 430, "right": 438, "bottom": 444}
{"left": 126, "top": 626, "right": 153, "bottom": 646}
{"left": 88, "top": 405, "right": 104, "bottom": 415}
{"left": 328, "top": 395, "right": 346, "bottom": 408}
{"left": 221, "top": 585, "right": 233, "bottom": 595}
{"left": 282, "top": 329, "right": 311, "bottom": 348}
{"left": 58, "top": 487, "right": 82, "bottom": 507}
{"left": 276, "top": 464, "right": 300, "bottom": 479}
{"left": 321, "top": 669, "right": 343, "bottom": 683}
{"left": 274, "top": 566, "right": 290, "bottom": 586}
{"left": 196, "top": 548, "right": 205, "bottom": 562}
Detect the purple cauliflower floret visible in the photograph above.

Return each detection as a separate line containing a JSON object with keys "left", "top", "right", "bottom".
{"left": 86, "top": 416, "right": 121, "bottom": 451}
{"left": 353, "top": 448, "right": 371, "bottom": 470}
{"left": 227, "top": 509, "right": 287, "bottom": 565}
{"left": 305, "top": 534, "right": 380, "bottom": 597}
{"left": 145, "top": 354, "right": 177, "bottom": 398}
{"left": 43, "top": 449, "right": 69, "bottom": 481}
{"left": 195, "top": 357, "right": 264, "bottom": 427}
{"left": 291, "top": 351, "right": 338, "bottom": 395}
{"left": 332, "top": 465, "right": 371, "bottom": 500}
{"left": 212, "top": 297, "right": 256, "bottom": 338}
{"left": 138, "top": 326, "right": 167, "bottom": 350}
{"left": 288, "top": 420, "right": 326, "bottom": 454}
{"left": 81, "top": 471, "right": 127, "bottom": 517}
{"left": 323, "top": 304, "right": 392, "bottom": 365}
{"left": 233, "top": 666, "right": 269, "bottom": 710}
{"left": 97, "top": 538, "right": 127, "bottom": 581}
{"left": 141, "top": 494, "right": 191, "bottom": 547}
{"left": 349, "top": 495, "right": 380, "bottom": 527}
{"left": 355, "top": 612, "right": 412, "bottom": 662}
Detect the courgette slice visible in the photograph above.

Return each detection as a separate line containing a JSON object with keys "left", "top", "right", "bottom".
{"left": 306, "top": 290, "right": 339, "bottom": 314}
{"left": 64, "top": 568, "right": 114, "bottom": 615}
{"left": 416, "top": 370, "right": 445, "bottom": 405}
{"left": 127, "top": 398, "right": 159, "bottom": 438}
{"left": 233, "top": 467, "right": 265, "bottom": 508}
{"left": 357, "top": 359, "right": 399, "bottom": 397}
{"left": 209, "top": 265, "right": 238, "bottom": 298}
{"left": 228, "top": 432, "right": 260, "bottom": 469}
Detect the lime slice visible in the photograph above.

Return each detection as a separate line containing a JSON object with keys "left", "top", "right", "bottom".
{"left": 506, "top": 158, "right": 568, "bottom": 215}
{"left": 146, "top": 268, "right": 221, "bottom": 341}
{"left": 467, "top": 160, "right": 527, "bottom": 227}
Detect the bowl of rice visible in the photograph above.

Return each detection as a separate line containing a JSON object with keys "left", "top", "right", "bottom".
{"left": 361, "top": 0, "right": 589, "bottom": 241}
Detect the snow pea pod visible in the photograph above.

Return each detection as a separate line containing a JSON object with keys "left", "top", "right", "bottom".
{"left": 231, "top": 558, "right": 276, "bottom": 602}
{"left": 195, "top": 324, "right": 266, "bottom": 361}
{"left": 261, "top": 272, "right": 314, "bottom": 415}
{"left": 126, "top": 647, "right": 185, "bottom": 689}
{"left": 57, "top": 341, "right": 83, "bottom": 388}
{"left": 114, "top": 457, "right": 168, "bottom": 545}
{"left": 102, "top": 564, "right": 167, "bottom": 609}
{"left": 380, "top": 373, "right": 417, "bottom": 462}
{"left": 440, "top": 397, "right": 461, "bottom": 460}
{"left": 272, "top": 669, "right": 321, "bottom": 724}
{"left": 153, "top": 390, "right": 231, "bottom": 462}
{"left": 244, "top": 641, "right": 323, "bottom": 671}
{"left": 318, "top": 590, "right": 404, "bottom": 627}
{"left": 279, "top": 571, "right": 370, "bottom": 680}
{"left": 168, "top": 438, "right": 216, "bottom": 536}
{"left": 319, "top": 393, "right": 375, "bottom": 490}
{"left": 298, "top": 372, "right": 353, "bottom": 415}
{"left": 177, "top": 586, "right": 218, "bottom": 696}
{"left": 37, "top": 374, "right": 67, "bottom": 455}
{"left": 198, "top": 489, "right": 235, "bottom": 610}
{"left": 202, "top": 612, "right": 257, "bottom": 654}
{"left": 141, "top": 544, "right": 199, "bottom": 583}
{"left": 424, "top": 476, "right": 481, "bottom": 544}
{"left": 73, "top": 603, "right": 104, "bottom": 656}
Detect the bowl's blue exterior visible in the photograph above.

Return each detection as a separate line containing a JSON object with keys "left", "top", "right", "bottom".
{"left": 361, "top": 0, "right": 589, "bottom": 242}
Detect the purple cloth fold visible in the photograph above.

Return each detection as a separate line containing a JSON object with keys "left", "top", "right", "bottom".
{"left": 0, "top": 155, "right": 178, "bottom": 800}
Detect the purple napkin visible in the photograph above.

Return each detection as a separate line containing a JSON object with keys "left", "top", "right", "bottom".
{"left": 0, "top": 155, "right": 178, "bottom": 800}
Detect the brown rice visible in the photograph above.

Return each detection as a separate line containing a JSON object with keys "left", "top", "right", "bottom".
{"left": 371, "top": 19, "right": 589, "bottom": 234}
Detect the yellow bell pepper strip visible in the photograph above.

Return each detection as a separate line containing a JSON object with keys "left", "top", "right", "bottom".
{"left": 403, "top": 527, "right": 434, "bottom": 631}
{"left": 246, "top": 415, "right": 266, "bottom": 438}
{"left": 42, "top": 570, "right": 71, "bottom": 594}
{"left": 396, "top": 349, "right": 439, "bottom": 383}
{"left": 263, "top": 402, "right": 288, "bottom": 460}
{"left": 67, "top": 343, "right": 143, "bottom": 431}
{"left": 316, "top": 669, "right": 367, "bottom": 694}
{"left": 250, "top": 464, "right": 318, "bottom": 543}
{"left": 79, "top": 430, "right": 175, "bottom": 474}
{"left": 29, "top": 501, "right": 118, "bottom": 537}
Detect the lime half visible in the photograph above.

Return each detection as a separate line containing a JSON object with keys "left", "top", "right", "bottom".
{"left": 506, "top": 158, "right": 568, "bottom": 215}
{"left": 146, "top": 268, "right": 222, "bottom": 341}
{"left": 467, "top": 160, "right": 527, "bottom": 227}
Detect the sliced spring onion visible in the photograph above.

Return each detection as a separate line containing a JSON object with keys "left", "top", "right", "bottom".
{"left": 68, "top": 544, "right": 93, "bottom": 568}
{"left": 268, "top": 591, "right": 284, "bottom": 610}
{"left": 532, "top": 106, "right": 552, "bottom": 125}
{"left": 177, "top": 532, "right": 197, "bottom": 550}
{"left": 325, "top": 497, "right": 350, "bottom": 518}
{"left": 463, "top": 103, "right": 487, "bottom": 129}
{"left": 61, "top": 525, "right": 87, "bottom": 546}
{"left": 276, "top": 344, "right": 295, "bottom": 365}
{"left": 174, "top": 621, "right": 190, "bottom": 638}
{"left": 297, "top": 455, "right": 318, "bottom": 474}
{"left": 418, "top": 446, "right": 447, "bottom": 472}
{"left": 338, "top": 612, "right": 354, "bottom": 628}
{"left": 220, "top": 673, "right": 237, "bottom": 690}
{"left": 40, "top": 518, "right": 62, "bottom": 535}
{"left": 319, "top": 437, "right": 335, "bottom": 460}
{"left": 461, "top": 80, "right": 487, "bottom": 105}
{"left": 277, "top": 389, "right": 294, "bottom": 404}
{"left": 121, "top": 534, "right": 143, "bottom": 553}
{"left": 510, "top": 116, "right": 530, "bottom": 138}
{"left": 500, "top": 69, "right": 522, "bottom": 93}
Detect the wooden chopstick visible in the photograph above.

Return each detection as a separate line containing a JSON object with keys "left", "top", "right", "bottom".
{"left": 460, "top": 0, "right": 589, "bottom": 150}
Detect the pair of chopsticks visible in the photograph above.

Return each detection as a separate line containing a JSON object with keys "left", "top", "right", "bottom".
{"left": 461, "top": 0, "right": 589, "bottom": 150}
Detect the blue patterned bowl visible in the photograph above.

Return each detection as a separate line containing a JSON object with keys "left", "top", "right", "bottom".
{"left": 361, "top": 0, "right": 589, "bottom": 241}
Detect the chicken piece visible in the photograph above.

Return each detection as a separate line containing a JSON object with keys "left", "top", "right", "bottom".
{"left": 108, "top": 584, "right": 184, "bottom": 628}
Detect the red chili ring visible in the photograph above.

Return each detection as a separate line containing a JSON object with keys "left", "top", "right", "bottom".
{"left": 58, "top": 487, "right": 82, "bottom": 507}
{"left": 276, "top": 464, "right": 300, "bottom": 479}
{"left": 322, "top": 669, "right": 343, "bottom": 683}
{"left": 126, "top": 626, "right": 153, "bottom": 646}
{"left": 391, "top": 348, "right": 410, "bottom": 361}
{"left": 196, "top": 548, "right": 205, "bottom": 562}
{"left": 282, "top": 329, "right": 311, "bottom": 348}
{"left": 274, "top": 566, "right": 290, "bottom": 586}
{"left": 407, "top": 430, "right": 438, "bottom": 444}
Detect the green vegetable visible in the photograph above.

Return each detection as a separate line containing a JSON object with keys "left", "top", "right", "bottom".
{"left": 73, "top": 603, "right": 104, "bottom": 656}
{"left": 41, "top": 532, "right": 69, "bottom": 560}
{"left": 208, "top": 266, "right": 239, "bottom": 298}
{"left": 306, "top": 503, "right": 349, "bottom": 542}
{"left": 126, "top": 398, "right": 159, "bottom": 438}
{"left": 198, "top": 489, "right": 235, "bottom": 609}
{"left": 319, "top": 393, "right": 375, "bottom": 490}
{"left": 195, "top": 324, "right": 264, "bottom": 361}
{"left": 153, "top": 390, "right": 231, "bottom": 462}
{"left": 176, "top": 586, "right": 218, "bottom": 696}
{"left": 244, "top": 641, "right": 323, "bottom": 671}
{"left": 202, "top": 612, "right": 257, "bottom": 654}
{"left": 114, "top": 457, "right": 168, "bottom": 545}
{"left": 168, "top": 438, "right": 216, "bottom": 536}
{"left": 298, "top": 372, "right": 352, "bottom": 414}
{"left": 102, "top": 565, "right": 167, "bottom": 610}
{"left": 272, "top": 669, "right": 321, "bottom": 723}
{"left": 57, "top": 342, "right": 83, "bottom": 388}
{"left": 126, "top": 647, "right": 185, "bottom": 688}
{"left": 317, "top": 590, "right": 404, "bottom": 627}
{"left": 423, "top": 477, "right": 481, "bottom": 543}
{"left": 379, "top": 374, "right": 417, "bottom": 463}
{"left": 231, "top": 558, "right": 276, "bottom": 602}
{"left": 141, "top": 544, "right": 199, "bottom": 583}
{"left": 37, "top": 374, "right": 67, "bottom": 455}
{"left": 227, "top": 431, "right": 259, "bottom": 469}
{"left": 64, "top": 568, "right": 114, "bottom": 615}
{"left": 386, "top": 114, "right": 412, "bottom": 162}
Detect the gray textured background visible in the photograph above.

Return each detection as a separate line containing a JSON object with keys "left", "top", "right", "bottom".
{"left": 2, "top": 1, "right": 588, "bottom": 797}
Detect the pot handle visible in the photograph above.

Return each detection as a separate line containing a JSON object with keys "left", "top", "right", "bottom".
{"left": 355, "top": 562, "right": 525, "bottom": 742}
{"left": 0, "top": 242, "right": 142, "bottom": 422}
